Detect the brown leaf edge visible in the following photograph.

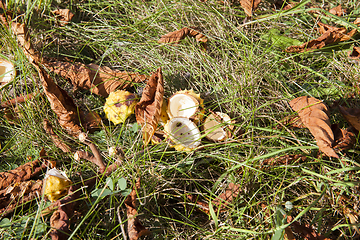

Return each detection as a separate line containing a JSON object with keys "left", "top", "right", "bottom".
{"left": 289, "top": 96, "right": 338, "bottom": 158}
{"left": 43, "top": 60, "right": 148, "bottom": 98}
{"left": 124, "top": 178, "right": 151, "bottom": 240}
{"left": 135, "top": 67, "right": 164, "bottom": 146}
{"left": 240, "top": 0, "right": 262, "bottom": 17}
{"left": 158, "top": 27, "right": 207, "bottom": 51}
{"left": 0, "top": 154, "right": 54, "bottom": 216}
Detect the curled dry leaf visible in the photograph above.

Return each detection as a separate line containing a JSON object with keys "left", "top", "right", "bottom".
{"left": 34, "top": 64, "right": 84, "bottom": 136}
{"left": 348, "top": 46, "right": 360, "bottom": 60}
{"left": 329, "top": 5, "right": 346, "bottom": 16}
{"left": 289, "top": 96, "right": 338, "bottom": 158}
{"left": 240, "top": 0, "right": 261, "bottom": 17}
{"left": 135, "top": 67, "right": 164, "bottom": 146}
{"left": 11, "top": 22, "right": 40, "bottom": 63}
{"left": 0, "top": 180, "right": 43, "bottom": 216}
{"left": 331, "top": 124, "right": 356, "bottom": 151}
{"left": 51, "top": 9, "right": 74, "bottom": 26}
{"left": 44, "top": 60, "right": 148, "bottom": 98}
{"left": 124, "top": 178, "right": 150, "bottom": 240}
{"left": 286, "top": 22, "right": 357, "bottom": 53}
{"left": 158, "top": 27, "right": 207, "bottom": 50}
{"left": 338, "top": 105, "right": 360, "bottom": 131}
{"left": 0, "top": 158, "right": 52, "bottom": 191}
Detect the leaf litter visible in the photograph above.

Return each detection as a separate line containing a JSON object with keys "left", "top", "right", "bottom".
{"left": 2, "top": 1, "right": 360, "bottom": 239}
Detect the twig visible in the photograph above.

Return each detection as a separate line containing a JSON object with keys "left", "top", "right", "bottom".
{"left": 43, "top": 119, "right": 72, "bottom": 153}
{"left": 0, "top": 92, "right": 36, "bottom": 108}
{"left": 77, "top": 132, "right": 106, "bottom": 173}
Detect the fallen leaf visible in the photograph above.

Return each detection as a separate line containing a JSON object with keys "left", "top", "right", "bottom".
{"left": 286, "top": 22, "right": 357, "bottom": 53}
{"left": 287, "top": 216, "right": 332, "bottom": 240}
{"left": 0, "top": 180, "right": 43, "bottom": 216}
{"left": 44, "top": 60, "right": 147, "bottom": 98}
{"left": 329, "top": 5, "right": 346, "bottom": 16}
{"left": 348, "top": 46, "right": 360, "bottom": 60}
{"left": 289, "top": 96, "right": 338, "bottom": 158}
{"left": 158, "top": 27, "right": 207, "bottom": 50}
{"left": 338, "top": 105, "right": 360, "bottom": 131}
{"left": 135, "top": 67, "right": 164, "bottom": 146}
{"left": 0, "top": 158, "right": 51, "bottom": 191}
{"left": 240, "top": 0, "right": 261, "bottom": 17}
{"left": 34, "top": 64, "right": 84, "bottom": 136}
{"left": 84, "top": 110, "right": 102, "bottom": 131}
{"left": 124, "top": 178, "right": 150, "bottom": 240}
{"left": 331, "top": 124, "right": 356, "bottom": 151}
{"left": 354, "top": 18, "right": 360, "bottom": 25}
{"left": 51, "top": 9, "right": 74, "bottom": 26}
{"left": 11, "top": 22, "right": 40, "bottom": 63}
{"left": 262, "top": 154, "right": 307, "bottom": 167}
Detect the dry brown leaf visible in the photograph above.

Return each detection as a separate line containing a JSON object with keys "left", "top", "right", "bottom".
{"left": 286, "top": 22, "right": 357, "bottom": 53}
{"left": 135, "top": 67, "right": 164, "bottom": 146}
{"left": 287, "top": 216, "right": 332, "bottom": 240}
{"left": 338, "top": 105, "right": 360, "bottom": 131}
{"left": 240, "top": 0, "right": 261, "bottom": 17}
{"left": 124, "top": 178, "right": 150, "bottom": 240}
{"left": 34, "top": 64, "right": 84, "bottom": 136}
{"left": 354, "top": 18, "right": 360, "bottom": 25}
{"left": 0, "top": 180, "right": 43, "bottom": 216}
{"left": 329, "top": 5, "right": 346, "bottom": 16}
{"left": 262, "top": 154, "right": 307, "bottom": 168}
{"left": 44, "top": 60, "right": 147, "bottom": 98}
{"left": 158, "top": 27, "right": 207, "bottom": 50}
{"left": 331, "top": 124, "right": 356, "bottom": 151}
{"left": 84, "top": 110, "right": 102, "bottom": 131}
{"left": 11, "top": 22, "right": 40, "bottom": 63}
{"left": 51, "top": 9, "right": 74, "bottom": 26}
{"left": 0, "top": 159, "right": 51, "bottom": 191}
{"left": 289, "top": 96, "right": 338, "bottom": 158}
{"left": 348, "top": 46, "right": 360, "bottom": 60}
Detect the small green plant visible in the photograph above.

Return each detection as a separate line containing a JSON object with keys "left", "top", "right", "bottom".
{"left": 91, "top": 177, "right": 131, "bottom": 199}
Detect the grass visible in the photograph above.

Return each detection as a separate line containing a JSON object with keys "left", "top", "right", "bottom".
{"left": 1, "top": 0, "right": 360, "bottom": 239}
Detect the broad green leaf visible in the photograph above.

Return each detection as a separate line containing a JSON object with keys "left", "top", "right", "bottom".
{"left": 106, "top": 177, "right": 114, "bottom": 191}
{"left": 91, "top": 188, "right": 113, "bottom": 198}
{"left": 117, "top": 177, "right": 127, "bottom": 190}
